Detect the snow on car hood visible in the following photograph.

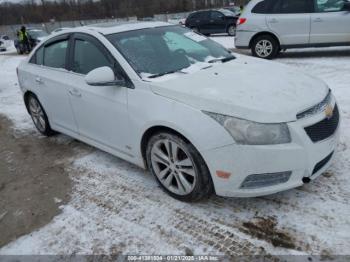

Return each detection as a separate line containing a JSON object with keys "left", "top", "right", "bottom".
{"left": 150, "top": 56, "right": 329, "bottom": 123}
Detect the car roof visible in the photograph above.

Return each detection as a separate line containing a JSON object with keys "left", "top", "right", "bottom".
{"left": 84, "top": 21, "right": 172, "bottom": 35}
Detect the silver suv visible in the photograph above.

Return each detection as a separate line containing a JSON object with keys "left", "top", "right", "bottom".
{"left": 235, "top": 0, "right": 350, "bottom": 59}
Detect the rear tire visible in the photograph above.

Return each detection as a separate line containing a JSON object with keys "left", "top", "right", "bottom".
{"left": 227, "top": 25, "right": 236, "bottom": 36}
{"left": 26, "top": 94, "right": 55, "bottom": 136}
{"left": 146, "top": 132, "right": 213, "bottom": 202}
{"left": 251, "top": 35, "right": 279, "bottom": 59}
{"left": 191, "top": 27, "right": 200, "bottom": 34}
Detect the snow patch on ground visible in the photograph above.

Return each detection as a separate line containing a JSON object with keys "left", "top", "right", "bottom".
{"left": 0, "top": 53, "right": 34, "bottom": 132}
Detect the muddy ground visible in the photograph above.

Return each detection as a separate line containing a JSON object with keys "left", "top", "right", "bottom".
{"left": 0, "top": 115, "right": 81, "bottom": 247}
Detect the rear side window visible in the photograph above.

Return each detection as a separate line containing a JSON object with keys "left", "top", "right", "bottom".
{"left": 252, "top": 0, "right": 268, "bottom": 13}
{"left": 29, "top": 46, "right": 44, "bottom": 65}
{"left": 72, "top": 39, "right": 112, "bottom": 75}
{"left": 210, "top": 11, "right": 224, "bottom": 20}
{"left": 190, "top": 11, "right": 208, "bottom": 20}
{"left": 43, "top": 40, "right": 68, "bottom": 69}
{"left": 271, "top": 0, "right": 313, "bottom": 14}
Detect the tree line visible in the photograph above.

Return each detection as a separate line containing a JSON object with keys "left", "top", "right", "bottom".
{"left": 0, "top": 0, "right": 235, "bottom": 25}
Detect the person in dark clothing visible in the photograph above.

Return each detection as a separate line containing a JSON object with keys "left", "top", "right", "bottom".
{"left": 18, "top": 26, "right": 30, "bottom": 53}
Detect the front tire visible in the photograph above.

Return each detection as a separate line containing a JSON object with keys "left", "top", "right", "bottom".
{"left": 251, "top": 35, "right": 279, "bottom": 59}
{"left": 146, "top": 132, "right": 213, "bottom": 202}
{"left": 27, "top": 94, "right": 55, "bottom": 136}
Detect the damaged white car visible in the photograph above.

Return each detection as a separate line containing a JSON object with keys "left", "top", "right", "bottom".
{"left": 17, "top": 22, "right": 340, "bottom": 201}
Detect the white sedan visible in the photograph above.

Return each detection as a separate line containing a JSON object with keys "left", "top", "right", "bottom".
{"left": 17, "top": 22, "right": 340, "bottom": 201}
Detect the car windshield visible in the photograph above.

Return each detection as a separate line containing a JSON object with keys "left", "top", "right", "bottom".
{"left": 29, "top": 30, "right": 48, "bottom": 38}
{"left": 107, "top": 25, "right": 235, "bottom": 78}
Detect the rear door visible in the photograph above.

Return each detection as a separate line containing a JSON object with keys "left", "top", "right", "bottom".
{"left": 266, "top": 0, "right": 313, "bottom": 45}
{"left": 310, "top": 0, "right": 350, "bottom": 44}
{"left": 27, "top": 34, "right": 78, "bottom": 135}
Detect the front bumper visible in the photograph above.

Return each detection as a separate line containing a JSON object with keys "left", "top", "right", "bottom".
{"left": 202, "top": 101, "right": 340, "bottom": 198}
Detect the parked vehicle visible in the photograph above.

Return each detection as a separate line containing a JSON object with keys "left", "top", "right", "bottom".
{"left": 51, "top": 27, "right": 71, "bottom": 34}
{"left": 17, "top": 22, "right": 340, "bottom": 201}
{"left": 185, "top": 9, "right": 238, "bottom": 36}
{"left": 15, "top": 29, "right": 49, "bottom": 54}
{"left": 235, "top": 0, "right": 350, "bottom": 59}
{"left": 0, "top": 41, "right": 5, "bottom": 51}
{"left": 224, "top": 6, "right": 241, "bottom": 16}
{"left": 0, "top": 35, "right": 11, "bottom": 51}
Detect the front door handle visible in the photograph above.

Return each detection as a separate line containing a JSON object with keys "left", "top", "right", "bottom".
{"left": 69, "top": 89, "right": 82, "bottom": 98}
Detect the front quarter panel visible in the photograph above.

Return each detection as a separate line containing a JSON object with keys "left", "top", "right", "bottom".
{"left": 127, "top": 81, "right": 235, "bottom": 165}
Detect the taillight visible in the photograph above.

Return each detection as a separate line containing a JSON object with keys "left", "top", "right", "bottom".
{"left": 237, "top": 18, "right": 247, "bottom": 26}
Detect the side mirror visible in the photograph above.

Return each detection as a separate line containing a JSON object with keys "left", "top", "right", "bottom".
{"left": 343, "top": 2, "right": 350, "bottom": 11}
{"left": 85, "top": 66, "right": 126, "bottom": 86}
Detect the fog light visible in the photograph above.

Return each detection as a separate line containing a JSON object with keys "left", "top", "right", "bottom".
{"left": 240, "top": 171, "right": 292, "bottom": 189}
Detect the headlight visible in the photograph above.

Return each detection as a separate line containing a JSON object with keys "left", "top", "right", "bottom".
{"left": 203, "top": 111, "right": 291, "bottom": 145}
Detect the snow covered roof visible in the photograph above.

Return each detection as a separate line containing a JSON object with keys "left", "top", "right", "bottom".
{"left": 85, "top": 21, "right": 172, "bottom": 35}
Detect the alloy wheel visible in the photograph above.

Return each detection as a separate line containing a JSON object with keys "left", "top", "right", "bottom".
{"left": 150, "top": 139, "right": 197, "bottom": 196}
{"left": 255, "top": 39, "right": 273, "bottom": 58}
{"left": 228, "top": 25, "right": 236, "bottom": 36}
{"left": 28, "top": 97, "right": 46, "bottom": 132}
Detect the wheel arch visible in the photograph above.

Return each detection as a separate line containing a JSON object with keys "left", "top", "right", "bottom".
{"left": 249, "top": 31, "right": 281, "bottom": 49}
{"left": 140, "top": 125, "right": 193, "bottom": 168}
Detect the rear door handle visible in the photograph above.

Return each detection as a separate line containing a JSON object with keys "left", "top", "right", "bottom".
{"left": 69, "top": 89, "right": 82, "bottom": 98}
{"left": 35, "top": 77, "right": 43, "bottom": 84}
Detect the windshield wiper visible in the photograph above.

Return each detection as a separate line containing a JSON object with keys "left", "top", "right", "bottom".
{"left": 148, "top": 69, "right": 187, "bottom": 79}
{"left": 208, "top": 56, "right": 236, "bottom": 64}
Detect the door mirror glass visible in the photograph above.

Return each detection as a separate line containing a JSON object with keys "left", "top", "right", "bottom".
{"left": 85, "top": 66, "right": 125, "bottom": 86}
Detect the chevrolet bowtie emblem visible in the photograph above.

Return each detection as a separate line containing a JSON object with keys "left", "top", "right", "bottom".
{"left": 325, "top": 105, "right": 333, "bottom": 119}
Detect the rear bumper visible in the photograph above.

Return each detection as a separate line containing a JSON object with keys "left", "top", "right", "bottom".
{"left": 201, "top": 101, "right": 340, "bottom": 198}
{"left": 235, "top": 30, "right": 256, "bottom": 49}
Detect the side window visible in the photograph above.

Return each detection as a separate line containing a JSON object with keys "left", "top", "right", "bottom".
{"left": 72, "top": 39, "right": 113, "bottom": 75}
{"left": 252, "top": 0, "right": 267, "bottom": 13}
{"left": 272, "top": 0, "right": 312, "bottom": 13}
{"left": 33, "top": 47, "right": 44, "bottom": 65}
{"left": 43, "top": 40, "right": 68, "bottom": 69}
{"left": 211, "top": 11, "right": 224, "bottom": 20}
{"left": 315, "top": 0, "right": 345, "bottom": 12}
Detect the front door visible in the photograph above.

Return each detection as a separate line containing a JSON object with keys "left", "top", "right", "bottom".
{"left": 310, "top": 0, "right": 350, "bottom": 44}
{"left": 67, "top": 34, "right": 130, "bottom": 155}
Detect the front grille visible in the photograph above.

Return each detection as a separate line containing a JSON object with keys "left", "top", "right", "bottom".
{"left": 312, "top": 152, "right": 334, "bottom": 175}
{"left": 304, "top": 104, "right": 339, "bottom": 143}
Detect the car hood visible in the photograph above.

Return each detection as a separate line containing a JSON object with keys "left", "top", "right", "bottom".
{"left": 150, "top": 56, "right": 329, "bottom": 123}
